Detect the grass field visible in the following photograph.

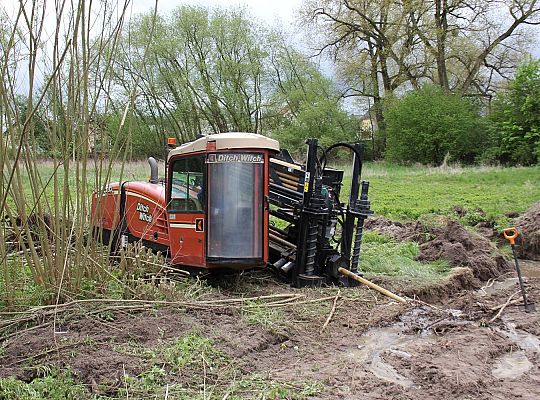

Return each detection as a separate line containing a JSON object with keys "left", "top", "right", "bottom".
{"left": 5, "top": 159, "right": 540, "bottom": 300}
{"left": 340, "top": 162, "right": 540, "bottom": 227}
{"left": 22, "top": 159, "right": 540, "bottom": 226}
{"left": 26, "top": 160, "right": 540, "bottom": 273}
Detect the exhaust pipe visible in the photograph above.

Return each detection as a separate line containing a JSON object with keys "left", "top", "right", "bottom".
{"left": 148, "top": 157, "right": 158, "bottom": 184}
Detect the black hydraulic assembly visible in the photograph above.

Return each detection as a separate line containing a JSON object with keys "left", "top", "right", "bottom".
{"left": 268, "top": 138, "right": 373, "bottom": 287}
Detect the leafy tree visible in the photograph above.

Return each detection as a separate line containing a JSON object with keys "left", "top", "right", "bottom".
{"left": 111, "top": 6, "right": 266, "bottom": 143}
{"left": 265, "top": 35, "right": 356, "bottom": 154}
{"left": 485, "top": 60, "right": 540, "bottom": 165}
{"left": 106, "top": 6, "right": 357, "bottom": 158}
{"left": 384, "top": 84, "right": 486, "bottom": 164}
{"left": 302, "top": 0, "right": 540, "bottom": 125}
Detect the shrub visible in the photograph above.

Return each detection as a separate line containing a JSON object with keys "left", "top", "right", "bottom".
{"left": 384, "top": 84, "right": 487, "bottom": 165}
{"left": 484, "top": 59, "right": 540, "bottom": 165}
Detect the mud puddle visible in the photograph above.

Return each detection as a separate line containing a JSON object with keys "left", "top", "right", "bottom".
{"left": 348, "top": 325, "right": 419, "bottom": 388}
{"left": 519, "top": 259, "right": 540, "bottom": 278}
{"left": 491, "top": 322, "right": 540, "bottom": 379}
{"left": 478, "top": 277, "right": 524, "bottom": 296}
{"left": 350, "top": 304, "right": 540, "bottom": 388}
{"left": 498, "top": 320, "right": 540, "bottom": 352}
{"left": 347, "top": 308, "right": 443, "bottom": 388}
{"left": 492, "top": 351, "right": 532, "bottom": 379}
{"left": 476, "top": 258, "right": 539, "bottom": 296}
{"left": 490, "top": 320, "right": 539, "bottom": 379}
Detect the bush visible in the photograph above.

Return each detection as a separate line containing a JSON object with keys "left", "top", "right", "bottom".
{"left": 483, "top": 59, "right": 540, "bottom": 165}
{"left": 384, "top": 84, "right": 487, "bottom": 165}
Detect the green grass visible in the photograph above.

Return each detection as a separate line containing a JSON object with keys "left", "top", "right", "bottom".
{"left": 241, "top": 299, "right": 285, "bottom": 331}
{"left": 0, "top": 368, "right": 86, "bottom": 400}
{"left": 340, "top": 162, "right": 540, "bottom": 227}
{"left": 112, "top": 331, "right": 322, "bottom": 399}
{"left": 8, "top": 159, "right": 151, "bottom": 211}
{"left": 21, "top": 160, "right": 540, "bottom": 228}
{"left": 360, "top": 231, "right": 451, "bottom": 281}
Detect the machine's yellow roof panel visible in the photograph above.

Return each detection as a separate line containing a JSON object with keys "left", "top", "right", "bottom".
{"left": 168, "top": 132, "right": 280, "bottom": 159}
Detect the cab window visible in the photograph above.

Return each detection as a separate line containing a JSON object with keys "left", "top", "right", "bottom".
{"left": 169, "top": 156, "right": 205, "bottom": 212}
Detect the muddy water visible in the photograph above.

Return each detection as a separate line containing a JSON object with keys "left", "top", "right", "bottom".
{"left": 479, "top": 278, "right": 522, "bottom": 296}
{"left": 492, "top": 351, "right": 533, "bottom": 379}
{"left": 519, "top": 259, "right": 540, "bottom": 279}
{"left": 490, "top": 321, "right": 540, "bottom": 379}
{"left": 348, "top": 309, "right": 438, "bottom": 388}
{"left": 478, "top": 259, "right": 539, "bottom": 296}
{"left": 348, "top": 325, "right": 418, "bottom": 388}
{"left": 349, "top": 305, "right": 539, "bottom": 386}
{"left": 498, "top": 321, "right": 540, "bottom": 353}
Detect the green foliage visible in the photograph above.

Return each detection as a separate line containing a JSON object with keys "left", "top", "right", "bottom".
{"left": 265, "top": 39, "right": 356, "bottom": 154}
{"left": 115, "top": 332, "right": 229, "bottom": 398}
{"left": 119, "top": 5, "right": 267, "bottom": 144}
{"left": 163, "top": 332, "right": 227, "bottom": 369}
{"left": 241, "top": 300, "right": 285, "bottom": 330}
{"left": 7, "top": 95, "right": 50, "bottom": 156}
{"left": 116, "top": 7, "right": 355, "bottom": 157}
{"left": 0, "top": 369, "right": 85, "bottom": 400}
{"left": 384, "top": 84, "right": 487, "bottom": 164}
{"left": 484, "top": 59, "right": 540, "bottom": 165}
{"left": 113, "top": 332, "right": 321, "bottom": 399}
{"left": 224, "top": 374, "right": 324, "bottom": 399}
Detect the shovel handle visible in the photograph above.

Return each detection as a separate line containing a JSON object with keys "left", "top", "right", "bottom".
{"left": 503, "top": 227, "right": 519, "bottom": 245}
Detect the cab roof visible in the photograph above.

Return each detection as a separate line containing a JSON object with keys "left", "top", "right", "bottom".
{"left": 168, "top": 132, "right": 280, "bottom": 160}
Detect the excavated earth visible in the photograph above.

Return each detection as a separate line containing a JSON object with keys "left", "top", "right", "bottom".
{"left": 1, "top": 216, "right": 540, "bottom": 399}
{"left": 364, "top": 217, "right": 511, "bottom": 281}
{"left": 1, "top": 265, "right": 539, "bottom": 399}
{"left": 515, "top": 200, "right": 540, "bottom": 261}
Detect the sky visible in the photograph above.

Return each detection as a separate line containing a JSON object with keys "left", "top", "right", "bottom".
{"left": 0, "top": 0, "right": 309, "bottom": 94}
{"left": 130, "top": 0, "right": 304, "bottom": 28}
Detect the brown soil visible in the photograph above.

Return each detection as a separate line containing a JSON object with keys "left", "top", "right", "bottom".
{"left": 365, "top": 217, "right": 511, "bottom": 280}
{"left": 1, "top": 262, "right": 540, "bottom": 399}
{"left": 515, "top": 200, "right": 540, "bottom": 261}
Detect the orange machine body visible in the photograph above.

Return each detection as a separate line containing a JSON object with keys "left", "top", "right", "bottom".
{"left": 91, "top": 133, "right": 279, "bottom": 270}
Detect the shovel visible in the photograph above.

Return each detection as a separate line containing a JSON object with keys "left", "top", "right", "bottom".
{"left": 503, "top": 227, "right": 536, "bottom": 312}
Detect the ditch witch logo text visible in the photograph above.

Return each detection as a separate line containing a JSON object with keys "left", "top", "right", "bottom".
{"left": 136, "top": 202, "right": 153, "bottom": 223}
{"left": 207, "top": 153, "right": 263, "bottom": 163}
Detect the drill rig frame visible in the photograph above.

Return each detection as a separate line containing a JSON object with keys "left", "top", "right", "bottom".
{"left": 268, "top": 138, "right": 373, "bottom": 288}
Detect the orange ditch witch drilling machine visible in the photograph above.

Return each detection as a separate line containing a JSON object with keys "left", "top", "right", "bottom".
{"left": 90, "top": 132, "right": 372, "bottom": 287}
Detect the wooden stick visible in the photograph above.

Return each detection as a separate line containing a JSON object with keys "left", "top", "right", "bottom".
{"left": 338, "top": 267, "right": 408, "bottom": 304}
{"left": 489, "top": 291, "right": 520, "bottom": 323}
{"left": 320, "top": 290, "right": 340, "bottom": 333}
{"left": 488, "top": 298, "right": 522, "bottom": 311}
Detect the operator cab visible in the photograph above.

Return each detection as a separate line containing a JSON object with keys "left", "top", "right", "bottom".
{"left": 166, "top": 132, "right": 279, "bottom": 269}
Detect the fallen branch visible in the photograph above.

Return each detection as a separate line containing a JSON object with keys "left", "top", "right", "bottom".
{"left": 338, "top": 267, "right": 408, "bottom": 304}
{"left": 489, "top": 291, "right": 520, "bottom": 323}
{"left": 0, "top": 293, "right": 314, "bottom": 337}
{"left": 488, "top": 298, "right": 523, "bottom": 311}
{"left": 320, "top": 290, "right": 340, "bottom": 333}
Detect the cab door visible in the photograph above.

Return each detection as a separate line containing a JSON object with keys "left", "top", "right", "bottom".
{"left": 206, "top": 151, "right": 264, "bottom": 266}
{"left": 167, "top": 155, "right": 206, "bottom": 267}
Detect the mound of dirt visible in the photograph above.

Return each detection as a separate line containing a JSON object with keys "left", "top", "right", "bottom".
{"left": 365, "top": 218, "right": 511, "bottom": 281}
{"left": 514, "top": 200, "right": 540, "bottom": 261}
